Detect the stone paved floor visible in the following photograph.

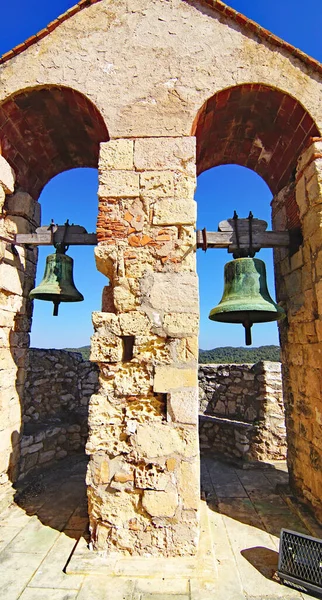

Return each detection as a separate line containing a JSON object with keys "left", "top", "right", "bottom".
{"left": 0, "top": 454, "right": 320, "bottom": 599}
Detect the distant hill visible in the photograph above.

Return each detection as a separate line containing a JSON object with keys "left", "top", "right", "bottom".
{"left": 64, "top": 346, "right": 91, "bottom": 360}
{"left": 199, "top": 345, "right": 280, "bottom": 364}
{"left": 64, "top": 344, "right": 280, "bottom": 364}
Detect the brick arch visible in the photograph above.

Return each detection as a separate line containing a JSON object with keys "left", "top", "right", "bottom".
{"left": 0, "top": 86, "right": 109, "bottom": 200}
{"left": 193, "top": 84, "right": 320, "bottom": 196}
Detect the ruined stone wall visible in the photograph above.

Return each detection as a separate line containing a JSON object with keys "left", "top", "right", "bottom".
{"left": 19, "top": 349, "right": 99, "bottom": 479}
{"left": 24, "top": 349, "right": 98, "bottom": 423}
{"left": 273, "top": 140, "right": 322, "bottom": 520}
{"left": 199, "top": 362, "right": 286, "bottom": 462}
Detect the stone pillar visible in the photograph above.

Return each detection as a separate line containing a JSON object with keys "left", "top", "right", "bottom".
{"left": 273, "top": 138, "right": 322, "bottom": 519}
{"left": 87, "top": 138, "right": 200, "bottom": 556}
{"left": 0, "top": 156, "right": 40, "bottom": 508}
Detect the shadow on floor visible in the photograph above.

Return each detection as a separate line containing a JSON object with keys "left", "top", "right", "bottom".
{"left": 202, "top": 453, "right": 311, "bottom": 540}
{"left": 13, "top": 453, "right": 89, "bottom": 541}
{"left": 241, "top": 546, "right": 279, "bottom": 579}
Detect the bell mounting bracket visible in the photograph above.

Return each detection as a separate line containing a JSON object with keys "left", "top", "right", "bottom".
{"left": 197, "top": 213, "right": 298, "bottom": 254}
{"left": 12, "top": 220, "right": 97, "bottom": 248}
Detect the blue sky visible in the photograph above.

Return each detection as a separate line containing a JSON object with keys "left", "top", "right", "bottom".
{"left": 1, "top": 1, "right": 321, "bottom": 349}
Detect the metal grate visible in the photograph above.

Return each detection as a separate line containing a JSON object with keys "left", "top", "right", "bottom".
{"left": 278, "top": 528, "right": 322, "bottom": 596}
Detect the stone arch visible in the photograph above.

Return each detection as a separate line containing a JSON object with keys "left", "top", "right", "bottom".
{"left": 0, "top": 85, "right": 109, "bottom": 492}
{"left": 0, "top": 85, "right": 109, "bottom": 199}
{"left": 192, "top": 83, "right": 320, "bottom": 229}
{"left": 192, "top": 83, "right": 322, "bottom": 518}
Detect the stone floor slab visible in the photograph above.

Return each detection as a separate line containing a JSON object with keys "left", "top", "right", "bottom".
{"left": 19, "top": 589, "right": 78, "bottom": 600}
{"left": 1, "top": 455, "right": 321, "bottom": 600}
{"left": 4, "top": 517, "right": 60, "bottom": 557}
{"left": 0, "top": 526, "right": 23, "bottom": 553}
{"left": 0, "top": 551, "right": 41, "bottom": 600}
{"left": 28, "top": 532, "right": 85, "bottom": 590}
{"left": 77, "top": 576, "right": 136, "bottom": 600}
{"left": 134, "top": 578, "right": 190, "bottom": 595}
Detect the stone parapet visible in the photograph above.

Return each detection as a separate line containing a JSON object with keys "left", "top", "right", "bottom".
{"left": 19, "top": 348, "right": 99, "bottom": 479}
{"left": 199, "top": 362, "right": 286, "bottom": 462}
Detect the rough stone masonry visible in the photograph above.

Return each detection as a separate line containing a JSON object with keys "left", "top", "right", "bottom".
{"left": 0, "top": 0, "right": 322, "bottom": 554}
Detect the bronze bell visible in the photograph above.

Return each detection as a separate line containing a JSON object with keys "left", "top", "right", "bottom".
{"left": 29, "top": 247, "right": 84, "bottom": 316}
{"left": 209, "top": 257, "right": 285, "bottom": 345}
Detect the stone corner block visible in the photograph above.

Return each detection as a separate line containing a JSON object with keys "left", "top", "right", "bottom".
{"left": 167, "top": 388, "right": 198, "bottom": 424}
{"left": 0, "top": 156, "right": 15, "bottom": 194}
{"left": 99, "top": 140, "right": 134, "bottom": 170}
{"left": 99, "top": 171, "right": 139, "bottom": 198}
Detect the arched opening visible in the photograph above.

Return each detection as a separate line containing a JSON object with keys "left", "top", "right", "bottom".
{"left": 0, "top": 85, "right": 108, "bottom": 502}
{"left": 197, "top": 164, "right": 277, "bottom": 350}
{"left": 0, "top": 85, "right": 108, "bottom": 199}
{"left": 194, "top": 84, "right": 321, "bottom": 534}
{"left": 30, "top": 167, "right": 105, "bottom": 350}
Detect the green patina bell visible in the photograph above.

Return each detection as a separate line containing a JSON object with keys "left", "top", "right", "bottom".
{"left": 209, "top": 257, "right": 285, "bottom": 345}
{"left": 29, "top": 248, "right": 84, "bottom": 316}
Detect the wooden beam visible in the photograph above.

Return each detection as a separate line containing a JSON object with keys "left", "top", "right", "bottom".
{"left": 15, "top": 232, "right": 97, "bottom": 245}
{"left": 196, "top": 229, "right": 290, "bottom": 250}
{"left": 15, "top": 224, "right": 97, "bottom": 246}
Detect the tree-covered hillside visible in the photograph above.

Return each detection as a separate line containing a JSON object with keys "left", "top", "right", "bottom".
{"left": 199, "top": 345, "right": 280, "bottom": 364}
{"left": 64, "top": 344, "right": 280, "bottom": 364}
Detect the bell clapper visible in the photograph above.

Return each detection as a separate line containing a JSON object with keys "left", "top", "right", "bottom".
{"left": 53, "top": 301, "right": 60, "bottom": 317}
{"left": 243, "top": 320, "right": 253, "bottom": 346}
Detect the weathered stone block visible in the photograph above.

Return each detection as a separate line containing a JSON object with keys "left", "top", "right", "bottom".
{"left": 173, "top": 172, "right": 196, "bottom": 199}
{"left": 154, "top": 365, "right": 197, "bottom": 392}
{"left": 119, "top": 311, "right": 151, "bottom": 336}
{"left": 5, "top": 191, "right": 40, "bottom": 223}
{"left": 179, "top": 460, "right": 200, "bottom": 510}
{"left": 113, "top": 279, "right": 137, "bottom": 312}
{"left": 0, "top": 263, "right": 23, "bottom": 295}
{"left": 142, "top": 485, "right": 178, "bottom": 517}
{"left": 89, "top": 453, "right": 111, "bottom": 485}
{"left": 140, "top": 171, "right": 174, "bottom": 198}
{"left": 153, "top": 198, "right": 196, "bottom": 226}
{"left": 113, "top": 364, "right": 153, "bottom": 396}
{"left": 94, "top": 245, "right": 117, "bottom": 280}
{"left": 0, "top": 156, "right": 15, "bottom": 194}
{"left": 134, "top": 423, "right": 198, "bottom": 459}
{"left": 167, "top": 388, "right": 198, "bottom": 424}
{"left": 134, "top": 464, "right": 171, "bottom": 490}
{"left": 5, "top": 215, "right": 34, "bottom": 235}
{"left": 92, "top": 311, "right": 121, "bottom": 335}
{"left": 99, "top": 140, "right": 134, "bottom": 170}
{"left": 99, "top": 171, "right": 139, "bottom": 198}
{"left": 0, "top": 186, "right": 5, "bottom": 213}
{"left": 134, "top": 137, "right": 196, "bottom": 175}
{"left": 90, "top": 332, "right": 123, "bottom": 362}
{"left": 141, "top": 272, "right": 199, "bottom": 314}
{"left": 163, "top": 313, "right": 199, "bottom": 337}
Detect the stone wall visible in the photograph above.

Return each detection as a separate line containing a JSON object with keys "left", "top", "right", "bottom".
{"left": 199, "top": 362, "right": 286, "bottom": 463}
{"left": 21, "top": 354, "right": 286, "bottom": 474}
{"left": 19, "top": 349, "right": 99, "bottom": 479}
{"left": 273, "top": 140, "right": 322, "bottom": 520}
{"left": 0, "top": 161, "right": 40, "bottom": 509}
